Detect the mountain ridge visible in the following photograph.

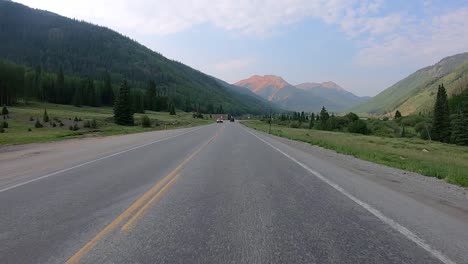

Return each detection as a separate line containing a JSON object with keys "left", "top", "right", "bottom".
{"left": 235, "top": 75, "right": 369, "bottom": 112}
{"left": 0, "top": 0, "right": 272, "bottom": 114}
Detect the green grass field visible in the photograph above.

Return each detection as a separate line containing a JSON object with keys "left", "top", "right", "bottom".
{"left": 0, "top": 102, "right": 212, "bottom": 145}
{"left": 243, "top": 120, "right": 468, "bottom": 187}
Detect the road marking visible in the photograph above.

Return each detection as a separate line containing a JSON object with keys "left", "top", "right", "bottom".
{"left": 121, "top": 173, "right": 180, "bottom": 232}
{"left": 0, "top": 125, "right": 208, "bottom": 194}
{"left": 65, "top": 131, "right": 218, "bottom": 264}
{"left": 243, "top": 127, "right": 456, "bottom": 264}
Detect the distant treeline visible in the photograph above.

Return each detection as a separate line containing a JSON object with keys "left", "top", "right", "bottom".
{"left": 0, "top": 60, "right": 228, "bottom": 114}
{"left": 263, "top": 84, "right": 468, "bottom": 147}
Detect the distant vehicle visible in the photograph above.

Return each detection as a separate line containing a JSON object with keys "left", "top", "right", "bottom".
{"left": 230, "top": 117, "right": 235, "bottom": 122}
{"left": 216, "top": 119, "right": 223, "bottom": 123}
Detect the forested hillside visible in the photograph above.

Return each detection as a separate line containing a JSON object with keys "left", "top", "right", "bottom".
{"left": 0, "top": 1, "right": 270, "bottom": 114}
{"left": 351, "top": 53, "right": 468, "bottom": 115}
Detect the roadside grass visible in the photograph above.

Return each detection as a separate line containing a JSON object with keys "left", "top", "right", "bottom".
{"left": 0, "top": 102, "right": 212, "bottom": 145}
{"left": 242, "top": 120, "right": 468, "bottom": 187}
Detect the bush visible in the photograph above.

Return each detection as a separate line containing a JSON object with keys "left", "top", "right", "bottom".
{"left": 348, "top": 120, "right": 369, "bottom": 135}
{"left": 141, "top": 115, "right": 151, "bottom": 128}
{"left": 2, "top": 105, "right": 8, "bottom": 116}
{"left": 43, "top": 109, "right": 49, "bottom": 123}
{"left": 289, "top": 121, "right": 302, "bottom": 128}
{"left": 90, "top": 119, "right": 97, "bottom": 129}
{"left": 59, "top": 122, "right": 64, "bottom": 127}
{"left": 83, "top": 120, "right": 91, "bottom": 128}
{"left": 74, "top": 116, "right": 79, "bottom": 122}
{"left": 29, "top": 116, "right": 34, "bottom": 121}
{"left": 2, "top": 121, "right": 8, "bottom": 128}
{"left": 0, "top": 128, "right": 4, "bottom": 133}
{"left": 28, "top": 128, "right": 32, "bottom": 132}
{"left": 34, "top": 119, "right": 43, "bottom": 128}
{"left": 52, "top": 122, "right": 57, "bottom": 128}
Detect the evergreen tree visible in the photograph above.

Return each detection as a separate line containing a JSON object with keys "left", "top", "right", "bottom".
{"left": 2, "top": 105, "right": 8, "bottom": 116}
{"left": 319, "top": 106, "right": 330, "bottom": 130}
{"left": 72, "top": 85, "right": 83, "bottom": 107}
{"left": 450, "top": 110, "right": 467, "bottom": 145}
{"left": 431, "top": 84, "right": 451, "bottom": 142}
{"left": 43, "top": 108, "right": 49, "bottom": 123}
{"left": 56, "top": 67, "right": 65, "bottom": 104}
{"left": 169, "top": 103, "right": 176, "bottom": 115}
{"left": 394, "top": 110, "right": 402, "bottom": 119}
{"left": 113, "top": 80, "right": 134, "bottom": 126}
{"left": 309, "top": 114, "right": 314, "bottom": 129}
{"left": 102, "top": 72, "right": 114, "bottom": 106}
{"left": 146, "top": 80, "right": 157, "bottom": 111}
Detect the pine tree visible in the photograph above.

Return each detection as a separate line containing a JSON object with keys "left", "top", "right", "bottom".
{"left": 169, "top": 103, "right": 176, "bottom": 115}
{"left": 1, "top": 105, "right": 8, "bottom": 116}
{"left": 450, "top": 110, "right": 466, "bottom": 145}
{"left": 43, "top": 108, "right": 49, "bottom": 123}
{"left": 319, "top": 106, "right": 330, "bottom": 130}
{"left": 451, "top": 91, "right": 468, "bottom": 145}
{"left": 394, "top": 110, "right": 402, "bottom": 119}
{"left": 146, "top": 80, "right": 157, "bottom": 111}
{"left": 102, "top": 72, "right": 114, "bottom": 106}
{"left": 113, "top": 80, "right": 134, "bottom": 126}
{"left": 431, "top": 84, "right": 451, "bottom": 142}
{"left": 309, "top": 114, "right": 314, "bottom": 129}
{"left": 72, "top": 86, "right": 83, "bottom": 107}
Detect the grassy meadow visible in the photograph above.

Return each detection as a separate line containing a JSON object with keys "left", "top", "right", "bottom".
{"left": 0, "top": 102, "right": 212, "bottom": 145}
{"left": 243, "top": 120, "right": 468, "bottom": 187}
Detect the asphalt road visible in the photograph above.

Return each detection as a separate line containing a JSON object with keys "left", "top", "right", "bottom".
{"left": 0, "top": 123, "right": 467, "bottom": 263}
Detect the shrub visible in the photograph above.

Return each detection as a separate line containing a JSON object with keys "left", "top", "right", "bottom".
{"left": 73, "top": 123, "right": 79, "bottom": 131}
{"left": 2, "top": 121, "right": 8, "bottom": 128}
{"left": 90, "top": 119, "right": 97, "bottom": 129}
{"left": 52, "top": 122, "right": 57, "bottom": 128}
{"left": 59, "top": 122, "right": 64, "bottom": 127}
{"left": 74, "top": 116, "right": 79, "bottom": 122}
{"left": 348, "top": 120, "right": 369, "bottom": 135}
{"left": 43, "top": 109, "right": 49, "bottom": 123}
{"left": 83, "top": 120, "right": 91, "bottom": 128}
{"left": 34, "top": 119, "right": 43, "bottom": 128}
{"left": 2, "top": 105, "right": 8, "bottom": 116}
{"left": 28, "top": 128, "right": 32, "bottom": 132}
{"left": 0, "top": 128, "right": 4, "bottom": 133}
{"left": 141, "top": 115, "right": 151, "bottom": 128}
{"left": 289, "top": 121, "right": 301, "bottom": 128}
{"left": 29, "top": 116, "right": 34, "bottom": 121}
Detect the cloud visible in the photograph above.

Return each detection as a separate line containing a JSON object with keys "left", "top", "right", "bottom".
{"left": 354, "top": 7, "right": 468, "bottom": 68}
{"left": 16, "top": 0, "right": 387, "bottom": 35}
{"left": 15, "top": 0, "right": 468, "bottom": 69}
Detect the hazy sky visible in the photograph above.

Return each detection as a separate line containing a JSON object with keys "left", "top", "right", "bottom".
{"left": 14, "top": 0, "right": 468, "bottom": 96}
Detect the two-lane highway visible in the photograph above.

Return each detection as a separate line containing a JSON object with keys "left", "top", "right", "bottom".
{"left": 1, "top": 123, "right": 467, "bottom": 263}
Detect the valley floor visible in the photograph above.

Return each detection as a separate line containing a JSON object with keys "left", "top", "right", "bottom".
{"left": 0, "top": 102, "right": 212, "bottom": 145}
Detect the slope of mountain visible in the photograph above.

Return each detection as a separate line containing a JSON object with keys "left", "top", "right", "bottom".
{"left": 295, "top": 82, "right": 369, "bottom": 111}
{"left": 351, "top": 53, "right": 468, "bottom": 115}
{"left": 0, "top": 0, "right": 271, "bottom": 114}
{"left": 235, "top": 75, "right": 368, "bottom": 112}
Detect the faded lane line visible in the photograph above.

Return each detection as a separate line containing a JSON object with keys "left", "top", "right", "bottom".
{"left": 65, "top": 130, "right": 219, "bottom": 264}
{"left": 242, "top": 126, "right": 456, "bottom": 264}
{"left": 0, "top": 125, "right": 209, "bottom": 194}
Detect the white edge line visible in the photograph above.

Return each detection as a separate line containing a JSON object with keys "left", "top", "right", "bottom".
{"left": 243, "top": 126, "right": 456, "bottom": 264}
{"left": 0, "top": 125, "right": 208, "bottom": 194}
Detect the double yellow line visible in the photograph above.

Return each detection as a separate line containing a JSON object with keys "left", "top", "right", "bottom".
{"left": 66, "top": 131, "right": 219, "bottom": 264}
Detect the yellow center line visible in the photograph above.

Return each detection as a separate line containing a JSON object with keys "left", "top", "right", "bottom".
{"left": 65, "top": 129, "right": 220, "bottom": 264}
{"left": 121, "top": 173, "right": 181, "bottom": 232}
